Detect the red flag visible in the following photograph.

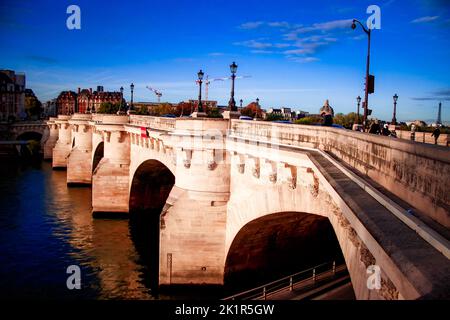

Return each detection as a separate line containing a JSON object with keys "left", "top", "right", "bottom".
{"left": 141, "top": 127, "right": 148, "bottom": 137}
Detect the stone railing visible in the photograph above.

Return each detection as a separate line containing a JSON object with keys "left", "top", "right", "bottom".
{"left": 230, "top": 120, "right": 450, "bottom": 228}
{"left": 129, "top": 115, "right": 176, "bottom": 131}
{"left": 396, "top": 129, "right": 450, "bottom": 147}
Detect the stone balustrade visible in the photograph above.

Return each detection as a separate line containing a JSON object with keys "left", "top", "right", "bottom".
{"left": 129, "top": 115, "right": 176, "bottom": 131}
{"left": 230, "top": 120, "right": 450, "bottom": 228}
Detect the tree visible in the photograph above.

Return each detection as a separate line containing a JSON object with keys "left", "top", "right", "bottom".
{"left": 334, "top": 112, "right": 358, "bottom": 129}
{"left": 175, "top": 102, "right": 194, "bottom": 116}
{"left": 240, "top": 102, "right": 262, "bottom": 118}
{"left": 135, "top": 106, "right": 150, "bottom": 115}
{"left": 207, "top": 107, "right": 223, "bottom": 118}
{"left": 25, "top": 89, "right": 42, "bottom": 119}
{"left": 97, "top": 102, "right": 120, "bottom": 114}
{"left": 265, "top": 113, "right": 284, "bottom": 121}
{"left": 294, "top": 116, "right": 322, "bottom": 125}
{"left": 151, "top": 103, "right": 175, "bottom": 116}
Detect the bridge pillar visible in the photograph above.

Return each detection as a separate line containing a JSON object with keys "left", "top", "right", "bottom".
{"left": 159, "top": 119, "right": 230, "bottom": 286}
{"left": 52, "top": 115, "right": 72, "bottom": 168}
{"left": 67, "top": 114, "right": 93, "bottom": 184}
{"left": 92, "top": 116, "right": 130, "bottom": 214}
{"left": 44, "top": 117, "right": 58, "bottom": 159}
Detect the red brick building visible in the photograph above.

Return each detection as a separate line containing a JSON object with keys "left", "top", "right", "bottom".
{"left": 56, "top": 91, "right": 77, "bottom": 115}
{"left": 56, "top": 86, "right": 123, "bottom": 115}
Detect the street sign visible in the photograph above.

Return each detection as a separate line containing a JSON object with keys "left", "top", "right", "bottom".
{"left": 368, "top": 75, "right": 375, "bottom": 94}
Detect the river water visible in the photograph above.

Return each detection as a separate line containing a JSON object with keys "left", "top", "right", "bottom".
{"left": 0, "top": 160, "right": 173, "bottom": 300}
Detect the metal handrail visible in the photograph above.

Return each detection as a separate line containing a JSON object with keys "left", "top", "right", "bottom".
{"left": 223, "top": 260, "right": 345, "bottom": 300}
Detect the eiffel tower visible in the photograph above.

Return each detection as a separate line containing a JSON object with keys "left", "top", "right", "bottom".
{"left": 437, "top": 102, "right": 442, "bottom": 125}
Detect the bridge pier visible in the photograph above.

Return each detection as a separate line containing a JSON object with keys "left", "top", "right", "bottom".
{"left": 52, "top": 115, "right": 72, "bottom": 168}
{"left": 44, "top": 117, "right": 58, "bottom": 159}
{"left": 67, "top": 114, "right": 93, "bottom": 184}
{"left": 159, "top": 119, "right": 230, "bottom": 286}
{"left": 92, "top": 116, "right": 130, "bottom": 214}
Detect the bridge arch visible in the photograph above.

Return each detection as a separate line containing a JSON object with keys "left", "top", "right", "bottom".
{"left": 92, "top": 142, "right": 104, "bottom": 173}
{"left": 128, "top": 159, "right": 176, "bottom": 290}
{"left": 16, "top": 131, "right": 43, "bottom": 142}
{"left": 129, "top": 159, "right": 176, "bottom": 212}
{"left": 224, "top": 211, "right": 348, "bottom": 294}
{"left": 224, "top": 171, "right": 375, "bottom": 298}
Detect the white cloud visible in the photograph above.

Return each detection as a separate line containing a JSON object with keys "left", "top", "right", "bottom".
{"left": 411, "top": 16, "right": 439, "bottom": 23}
{"left": 267, "top": 21, "right": 291, "bottom": 28}
{"left": 239, "top": 21, "right": 264, "bottom": 29}
{"left": 295, "top": 19, "right": 353, "bottom": 34}
{"left": 251, "top": 50, "right": 275, "bottom": 54}
{"left": 234, "top": 40, "right": 273, "bottom": 49}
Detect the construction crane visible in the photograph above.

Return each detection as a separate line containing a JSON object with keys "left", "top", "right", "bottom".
{"left": 146, "top": 86, "right": 162, "bottom": 103}
{"left": 196, "top": 75, "right": 251, "bottom": 101}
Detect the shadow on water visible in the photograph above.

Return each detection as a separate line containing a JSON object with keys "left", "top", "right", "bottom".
{"left": 129, "top": 208, "right": 161, "bottom": 297}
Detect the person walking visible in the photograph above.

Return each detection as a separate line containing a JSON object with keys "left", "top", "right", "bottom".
{"left": 431, "top": 127, "right": 441, "bottom": 145}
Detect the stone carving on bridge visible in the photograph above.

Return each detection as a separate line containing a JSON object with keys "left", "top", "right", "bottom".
{"left": 248, "top": 156, "right": 260, "bottom": 178}
{"left": 233, "top": 152, "right": 246, "bottom": 174}
{"left": 72, "top": 124, "right": 79, "bottom": 132}
{"left": 117, "top": 131, "right": 126, "bottom": 143}
{"left": 206, "top": 149, "right": 216, "bottom": 170}
{"left": 182, "top": 149, "right": 192, "bottom": 168}
{"left": 280, "top": 163, "right": 297, "bottom": 189}
{"left": 263, "top": 159, "right": 277, "bottom": 183}
{"left": 103, "top": 131, "right": 111, "bottom": 143}
{"left": 82, "top": 125, "right": 89, "bottom": 133}
{"left": 149, "top": 137, "right": 155, "bottom": 149}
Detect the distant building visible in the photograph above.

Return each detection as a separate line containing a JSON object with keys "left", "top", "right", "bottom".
{"left": 266, "top": 107, "right": 298, "bottom": 120}
{"left": 0, "top": 69, "right": 26, "bottom": 121}
{"left": 56, "top": 86, "right": 123, "bottom": 115}
{"left": 43, "top": 99, "right": 57, "bottom": 117}
{"left": 187, "top": 99, "right": 217, "bottom": 109}
{"left": 56, "top": 91, "right": 77, "bottom": 115}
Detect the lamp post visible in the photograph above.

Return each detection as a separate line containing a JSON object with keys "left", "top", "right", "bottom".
{"left": 129, "top": 83, "right": 134, "bottom": 112}
{"left": 356, "top": 95, "right": 361, "bottom": 124}
{"left": 197, "top": 69, "right": 204, "bottom": 113}
{"left": 392, "top": 93, "right": 398, "bottom": 125}
{"left": 240, "top": 99, "right": 243, "bottom": 108}
{"left": 118, "top": 86, "right": 124, "bottom": 114}
{"left": 228, "top": 61, "right": 238, "bottom": 111}
{"left": 351, "top": 19, "right": 371, "bottom": 129}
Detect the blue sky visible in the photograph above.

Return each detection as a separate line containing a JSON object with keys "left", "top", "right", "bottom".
{"left": 1, "top": 0, "right": 449, "bottom": 122}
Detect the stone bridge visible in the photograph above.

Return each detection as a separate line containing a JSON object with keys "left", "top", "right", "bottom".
{"left": 0, "top": 121, "right": 48, "bottom": 142}
{"left": 45, "top": 113, "right": 450, "bottom": 300}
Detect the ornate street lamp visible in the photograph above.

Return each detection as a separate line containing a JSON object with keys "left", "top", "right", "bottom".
{"left": 351, "top": 19, "right": 372, "bottom": 128}
{"left": 228, "top": 61, "right": 238, "bottom": 111}
{"left": 129, "top": 83, "right": 134, "bottom": 112}
{"left": 119, "top": 86, "right": 124, "bottom": 112}
{"left": 197, "top": 70, "right": 204, "bottom": 112}
{"left": 240, "top": 99, "right": 243, "bottom": 108}
{"left": 356, "top": 95, "right": 361, "bottom": 124}
{"left": 392, "top": 93, "right": 398, "bottom": 125}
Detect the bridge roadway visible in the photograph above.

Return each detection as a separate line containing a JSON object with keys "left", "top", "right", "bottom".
{"left": 308, "top": 150, "right": 450, "bottom": 299}
{"left": 38, "top": 114, "right": 450, "bottom": 300}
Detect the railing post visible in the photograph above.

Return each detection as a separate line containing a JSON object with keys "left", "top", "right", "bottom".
{"left": 313, "top": 268, "right": 316, "bottom": 282}
{"left": 289, "top": 277, "right": 293, "bottom": 291}
{"left": 332, "top": 261, "right": 336, "bottom": 275}
{"left": 263, "top": 287, "right": 266, "bottom": 300}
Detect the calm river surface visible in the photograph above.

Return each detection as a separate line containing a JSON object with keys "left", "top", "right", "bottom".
{"left": 0, "top": 160, "right": 204, "bottom": 300}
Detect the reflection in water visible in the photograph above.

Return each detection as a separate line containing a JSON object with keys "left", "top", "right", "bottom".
{"left": 0, "top": 160, "right": 158, "bottom": 299}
